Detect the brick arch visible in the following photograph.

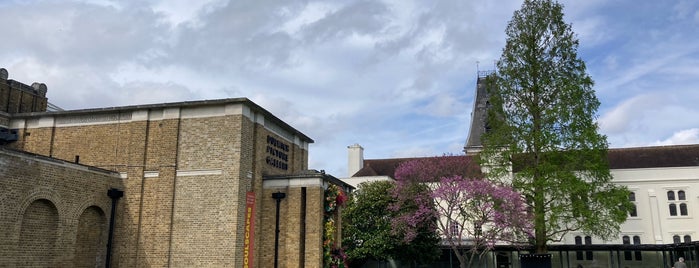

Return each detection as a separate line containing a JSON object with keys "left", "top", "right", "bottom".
{"left": 15, "top": 187, "right": 64, "bottom": 222}
{"left": 74, "top": 206, "right": 107, "bottom": 268}
{"left": 18, "top": 198, "right": 60, "bottom": 267}
{"left": 67, "top": 194, "right": 110, "bottom": 224}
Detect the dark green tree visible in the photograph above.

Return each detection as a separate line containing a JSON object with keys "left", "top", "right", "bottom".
{"left": 480, "top": 0, "right": 632, "bottom": 254}
{"left": 342, "top": 180, "right": 440, "bottom": 266}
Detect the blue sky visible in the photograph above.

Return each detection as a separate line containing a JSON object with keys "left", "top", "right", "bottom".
{"left": 1, "top": 0, "right": 698, "bottom": 177}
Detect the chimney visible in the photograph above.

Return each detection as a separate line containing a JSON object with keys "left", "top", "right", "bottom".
{"left": 347, "top": 144, "right": 364, "bottom": 177}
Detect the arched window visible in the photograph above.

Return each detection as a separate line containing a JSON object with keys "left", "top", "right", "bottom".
{"left": 633, "top": 236, "right": 642, "bottom": 260}
{"left": 575, "top": 236, "right": 583, "bottom": 260}
{"left": 622, "top": 236, "right": 631, "bottom": 260}
{"left": 684, "top": 235, "right": 692, "bottom": 243}
{"left": 450, "top": 222, "right": 459, "bottom": 237}
{"left": 679, "top": 203, "right": 688, "bottom": 216}
{"left": 585, "top": 236, "right": 593, "bottom": 260}
{"left": 674, "top": 235, "right": 681, "bottom": 244}
{"left": 669, "top": 204, "right": 677, "bottom": 216}
{"left": 628, "top": 192, "right": 638, "bottom": 217}
{"left": 668, "top": 190, "right": 689, "bottom": 217}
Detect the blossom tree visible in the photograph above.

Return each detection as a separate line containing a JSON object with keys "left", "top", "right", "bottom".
{"left": 391, "top": 156, "right": 532, "bottom": 268}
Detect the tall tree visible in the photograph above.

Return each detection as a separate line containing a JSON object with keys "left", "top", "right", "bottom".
{"left": 342, "top": 180, "right": 440, "bottom": 267}
{"left": 391, "top": 156, "right": 531, "bottom": 268}
{"left": 480, "top": 0, "right": 632, "bottom": 254}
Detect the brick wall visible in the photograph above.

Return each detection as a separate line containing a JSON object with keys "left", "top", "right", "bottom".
{"left": 260, "top": 174, "right": 340, "bottom": 268}
{"left": 0, "top": 112, "right": 9, "bottom": 127}
{"left": 0, "top": 148, "right": 122, "bottom": 267}
{"left": 4, "top": 100, "right": 315, "bottom": 267}
{"left": 0, "top": 79, "right": 48, "bottom": 114}
{"left": 74, "top": 206, "right": 108, "bottom": 267}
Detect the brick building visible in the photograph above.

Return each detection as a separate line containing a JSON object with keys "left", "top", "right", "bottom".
{"left": 0, "top": 147, "right": 123, "bottom": 267}
{"left": 0, "top": 68, "right": 351, "bottom": 267}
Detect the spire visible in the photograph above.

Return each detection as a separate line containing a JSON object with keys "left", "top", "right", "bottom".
{"left": 464, "top": 71, "right": 495, "bottom": 155}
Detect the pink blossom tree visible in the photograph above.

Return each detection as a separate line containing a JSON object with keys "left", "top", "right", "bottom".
{"left": 391, "top": 155, "right": 532, "bottom": 268}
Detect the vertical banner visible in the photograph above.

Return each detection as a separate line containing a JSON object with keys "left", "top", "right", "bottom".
{"left": 243, "top": 192, "right": 256, "bottom": 268}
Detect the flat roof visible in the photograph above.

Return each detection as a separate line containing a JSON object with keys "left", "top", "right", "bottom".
{"left": 9, "top": 97, "right": 314, "bottom": 143}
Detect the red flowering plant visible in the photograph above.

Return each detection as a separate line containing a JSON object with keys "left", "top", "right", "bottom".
{"left": 323, "top": 184, "right": 349, "bottom": 268}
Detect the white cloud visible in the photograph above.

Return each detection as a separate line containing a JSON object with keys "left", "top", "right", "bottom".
{"left": 654, "top": 128, "right": 699, "bottom": 146}
{"left": 2, "top": 0, "right": 699, "bottom": 176}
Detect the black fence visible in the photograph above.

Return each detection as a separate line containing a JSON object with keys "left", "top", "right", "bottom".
{"left": 356, "top": 241, "right": 699, "bottom": 268}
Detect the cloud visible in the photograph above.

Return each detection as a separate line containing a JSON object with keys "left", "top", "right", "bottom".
{"left": 599, "top": 94, "right": 659, "bottom": 135}
{"left": 600, "top": 90, "right": 699, "bottom": 148}
{"left": 654, "top": 128, "right": 699, "bottom": 146}
{"left": 2, "top": 0, "right": 698, "bottom": 177}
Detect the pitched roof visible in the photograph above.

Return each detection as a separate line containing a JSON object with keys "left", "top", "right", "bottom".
{"left": 352, "top": 155, "right": 481, "bottom": 178}
{"left": 352, "top": 144, "right": 699, "bottom": 178}
{"left": 608, "top": 144, "right": 699, "bottom": 169}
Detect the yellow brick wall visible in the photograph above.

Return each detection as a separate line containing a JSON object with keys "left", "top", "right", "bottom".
{"left": 0, "top": 80, "right": 48, "bottom": 114}
{"left": 5, "top": 102, "right": 315, "bottom": 267}
{"left": 0, "top": 149, "right": 122, "bottom": 267}
{"left": 259, "top": 184, "right": 326, "bottom": 268}
{"left": 249, "top": 124, "right": 313, "bottom": 267}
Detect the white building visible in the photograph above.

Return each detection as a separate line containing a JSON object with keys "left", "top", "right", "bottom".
{"left": 343, "top": 76, "right": 699, "bottom": 268}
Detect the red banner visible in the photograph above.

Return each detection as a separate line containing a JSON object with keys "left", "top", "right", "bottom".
{"left": 243, "top": 192, "right": 256, "bottom": 268}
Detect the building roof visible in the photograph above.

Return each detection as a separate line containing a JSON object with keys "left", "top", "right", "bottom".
{"left": 353, "top": 144, "right": 699, "bottom": 178}
{"left": 10, "top": 97, "right": 314, "bottom": 143}
{"left": 352, "top": 155, "right": 481, "bottom": 178}
{"left": 608, "top": 144, "right": 699, "bottom": 169}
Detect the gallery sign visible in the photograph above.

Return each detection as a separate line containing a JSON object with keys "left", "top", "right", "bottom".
{"left": 266, "top": 135, "right": 289, "bottom": 170}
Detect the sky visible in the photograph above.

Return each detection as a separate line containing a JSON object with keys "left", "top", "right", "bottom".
{"left": 1, "top": 0, "right": 698, "bottom": 178}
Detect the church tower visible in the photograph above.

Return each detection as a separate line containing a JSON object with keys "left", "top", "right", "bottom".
{"left": 464, "top": 71, "right": 495, "bottom": 155}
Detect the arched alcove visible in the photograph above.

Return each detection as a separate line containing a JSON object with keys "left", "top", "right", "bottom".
{"left": 74, "top": 206, "right": 107, "bottom": 268}
{"left": 18, "top": 199, "right": 59, "bottom": 267}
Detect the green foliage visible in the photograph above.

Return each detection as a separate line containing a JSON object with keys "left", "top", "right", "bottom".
{"left": 341, "top": 181, "right": 440, "bottom": 265}
{"left": 480, "top": 0, "right": 632, "bottom": 253}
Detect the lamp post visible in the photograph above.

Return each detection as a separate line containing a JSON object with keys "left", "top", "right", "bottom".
{"left": 272, "top": 192, "right": 286, "bottom": 268}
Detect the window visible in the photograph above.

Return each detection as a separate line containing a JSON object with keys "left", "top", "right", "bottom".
{"left": 633, "top": 236, "right": 642, "bottom": 260}
{"left": 680, "top": 203, "right": 688, "bottom": 216}
{"left": 585, "top": 236, "right": 593, "bottom": 260}
{"left": 684, "top": 235, "right": 692, "bottom": 243}
{"left": 670, "top": 204, "right": 678, "bottom": 216}
{"left": 622, "top": 235, "right": 642, "bottom": 261}
{"left": 628, "top": 192, "right": 638, "bottom": 217}
{"left": 674, "top": 235, "right": 681, "bottom": 244}
{"left": 449, "top": 222, "right": 460, "bottom": 238}
{"left": 622, "top": 236, "right": 632, "bottom": 260}
{"left": 667, "top": 190, "right": 689, "bottom": 217}
{"left": 575, "top": 236, "right": 583, "bottom": 260}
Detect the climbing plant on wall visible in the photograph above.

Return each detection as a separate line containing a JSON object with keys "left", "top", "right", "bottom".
{"left": 324, "top": 184, "right": 348, "bottom": 268}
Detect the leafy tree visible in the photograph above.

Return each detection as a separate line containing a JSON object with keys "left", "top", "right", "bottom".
{"left": 342, "top": 180, "right": 440, "bottom": 267}
{"left": 391, "top": 156, "right": 531, "bottom": 268}
{"left": 480, "top": 0, "right": 632, "bottom": 254}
